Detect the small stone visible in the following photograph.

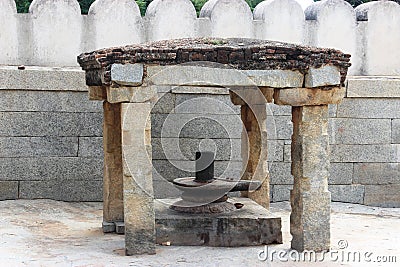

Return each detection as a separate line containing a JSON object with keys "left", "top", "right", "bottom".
{"left": 102, "top": 221, "right": 116, "bottom": 233}
{"left": 115, "top": 222, "right": 125, "bottom": 234}
{"left": 305, "top": 65, "right": 341, "bottom": 88}
{"left": 111, "top": 63, "right": 144, "bottom": 87}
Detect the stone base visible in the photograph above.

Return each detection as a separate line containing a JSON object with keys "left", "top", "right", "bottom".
{"left": 102, "top": 198, "right": 282, "bottom": 247}
{"left": 102, "top": 221, "right": 125, "bottom": 234}
{"left": 155, "top": 197, "right": 282, "bottom": 246}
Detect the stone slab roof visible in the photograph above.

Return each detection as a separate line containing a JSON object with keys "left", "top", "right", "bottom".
{"left": 77, "top": 38, "right": 351, "bottom": 86}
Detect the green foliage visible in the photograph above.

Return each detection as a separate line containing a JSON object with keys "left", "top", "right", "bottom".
{"left": 15, "top": 0, "right": 31, "bottom": 13}
{"left": 192, "top": 0, "right": 208, "bottom": 16}
{"left": 78, "top": 0, "right": 93, "bottom": 13}
{"left": 245, "top": 0, "right": 264, "bottom": 11}
{"left": 136, "top": 0, "right": 148, "bottom": 16}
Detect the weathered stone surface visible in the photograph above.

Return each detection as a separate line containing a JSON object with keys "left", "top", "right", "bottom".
{"left": 329, "top": 118, "right": 391, "bottom": 144}
{"left": 147, "top": 65, "right": 257, "bottom": 87}
{"left": 364, "top": 185, "right": 400, "bottom": 208}
{"left": 111, "top": 63, "right": 144, "bottom": 86}
{"left": 305, "top": 0, "right": 357, "bottom": 74}
{"left": 272, "top": 185, "right": 291, "bottom": 202}
{"left": 329, "top": 185, "right": 364, "bottom": 204}
{"left": 0, "top": 67, "right": 87, "bottom": 91}
{"left": 121, "top": 103, "right": 155, "bottom": 255}
{"left": 290, "top": 105, "right": 331, "bottom": 252}
{"left": 353, "top": 163, "right": 400, "bottom": 185}
{"left": 115, "top": 222, "right": 125, "bottom": 234}
{"left": 152, "top": 138, "right": 241, "bottom": 161}
{"left": 242, "top": 69, "right": 304, "bottom": 88}
{"left": 88, "top": 0, "right": 143, "bottom": 50}
{"left": 0, "top": 137, "right": 78, "bottom": 157}
{"left": 155, "top": 198, "right": 282, "bottom": 246}
{"left": 0, "top": 91, "right": 102, "bottom": 112}
{"left": 102, "top": 221, "right": 116, "bottom": 233}
{"left": 347, "top": 76, "right": 400, "bottom": 98}
{"left": 266, "top": 115, "right": 292, "bottom": 140}
{"left": 267, "top": 103, "right": 291, "bottom": 116}
{"left": 19, "top": 180, "right": 102, "bottom": 201}
{"left": 283, "top": 144, "right": 291, "bottom": 162}
{"left": 78, "top": 137, "right": 103, "bottom": 157}
{"left": 30, "top": 0, "right": 82, "bottom": 66}
{"left": 106, "top": 86, "right": 157, "bottom": 103}
{"left": 153, "top": 172, "right": 181, "bottom": 199}
{"left": 0, "top": 0, "right": 17, "bottom": 65}
{"left": 253, "top": 0, "right": 304, "bottom": 44}
{"left": 151, "top": 114, "right": 242, "bottom": 139}
{"left": 393, "top": 119, "right": 400, "bottom": 144}
{"left": 329, "top": 104, "right": 338, "bottom": 117}
{"left": 175, "top": 94, "right": 240, "bottom": 115}
{"left": 171, "top": 86, "right": 229, "bottom": 95}
{"left": 0, "top": 112, "right": 102, "bottom": 137}
{"left": 304, "top": 65, "right": 341, "bottom": 87}
{"left": 229, "top": 86, "right": 271, "bottom": 105}
{"left": 103, "top": 102, "right": 124, "bottom": 223}
{"left": 267, "top": 140, "right": 284, "bottom": 162}
{"left": 151, "top": 92, "right": 175, "bottom": 114}
{"left": 240, "top": 104, "right": 270, "bottom": 208}
{"left": 146, "top": 0, "right": 197, "bottom": 42}
{"left": 0, "top": 157, "right": 102, "bottom": 181}
{"left": 337, "top": 98, "right": 400, "bottom": 119}
{"left": 0, "top": 181, "right": 18, "bottom": 200}
{"left": 200, "top": 0, "right": 253, "bottom": 38}
{"left": 290, "top": 191, "right": 331, "bottom": 252}
{"left": 330, "top": 144, "right": 400, "bottom": 163}
{"left": 268, "top": 103, "right": 342, "bottom": 120}
{"left": 269, "top": 162, "right": 292, "bottom": 185}
{"left": 78, "top": 38, "right": 350, "bottom": 86}
{"left": 355, "top": 1, "right": 400, "bottom": 76}
{"left": 329, "top": 163, "right": 353, "bottom": 185}
{"left": 89, "top": 86, "right": 107, "bottom": 100}
{"left": 274, "top": 87, "right": 345, "bottom": 106}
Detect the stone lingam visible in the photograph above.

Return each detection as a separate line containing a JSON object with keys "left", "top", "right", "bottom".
{"left": 157, "top": 150, "right": 281, "bottom": 247}
{"left": 170, "top": 151, "right": 262, "bottom": 213}
{"left": 77, "top": 37, "right": 350, "bottom": 255}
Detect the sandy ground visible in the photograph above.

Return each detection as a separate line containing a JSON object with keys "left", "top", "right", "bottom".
{"left": 0, "top": 199, "right": 399, "bottom": 267}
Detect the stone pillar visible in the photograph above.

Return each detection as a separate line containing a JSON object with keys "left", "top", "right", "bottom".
{"left": 290, "top": 105, "right": 331, "bottom": 252}
{"left": 240, "top": 104, "right": 270, "bottom": 209}
{"left": 103, "top": 102, "right": 124, "bottom": 228}
{"left": 121, "top": 102, "right": 155, "bottom": 255}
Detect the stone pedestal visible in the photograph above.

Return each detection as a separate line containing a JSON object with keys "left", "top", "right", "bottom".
{"left": 156, "top": 198, "right": 282, "bottom": 246}
{"left": 290, "top": 105, "right": 331, "bottom": 252}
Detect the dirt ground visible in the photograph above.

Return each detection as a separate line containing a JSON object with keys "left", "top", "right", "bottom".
{"left": 0, "top": 199, "right": 399, "bottom": 267}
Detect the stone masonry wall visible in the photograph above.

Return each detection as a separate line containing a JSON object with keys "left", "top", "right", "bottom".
{"left": 0, "top": 67, "right": 398, "bottom": 207}
{"left": 0, "top": 0, "right": 399, "bottom": 207}
{"left": 270, "top": 77, "right": 400, "bottom": 208}
{"left": 0, "top": 67, "right": 104, "bottom": 201}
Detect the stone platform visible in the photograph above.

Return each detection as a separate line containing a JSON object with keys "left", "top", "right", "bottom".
{"left": 155, "top": 197, "right": 282, "bottom": 246}
{"left": 102, "top": 197, "right": 283, "bottom": 247}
